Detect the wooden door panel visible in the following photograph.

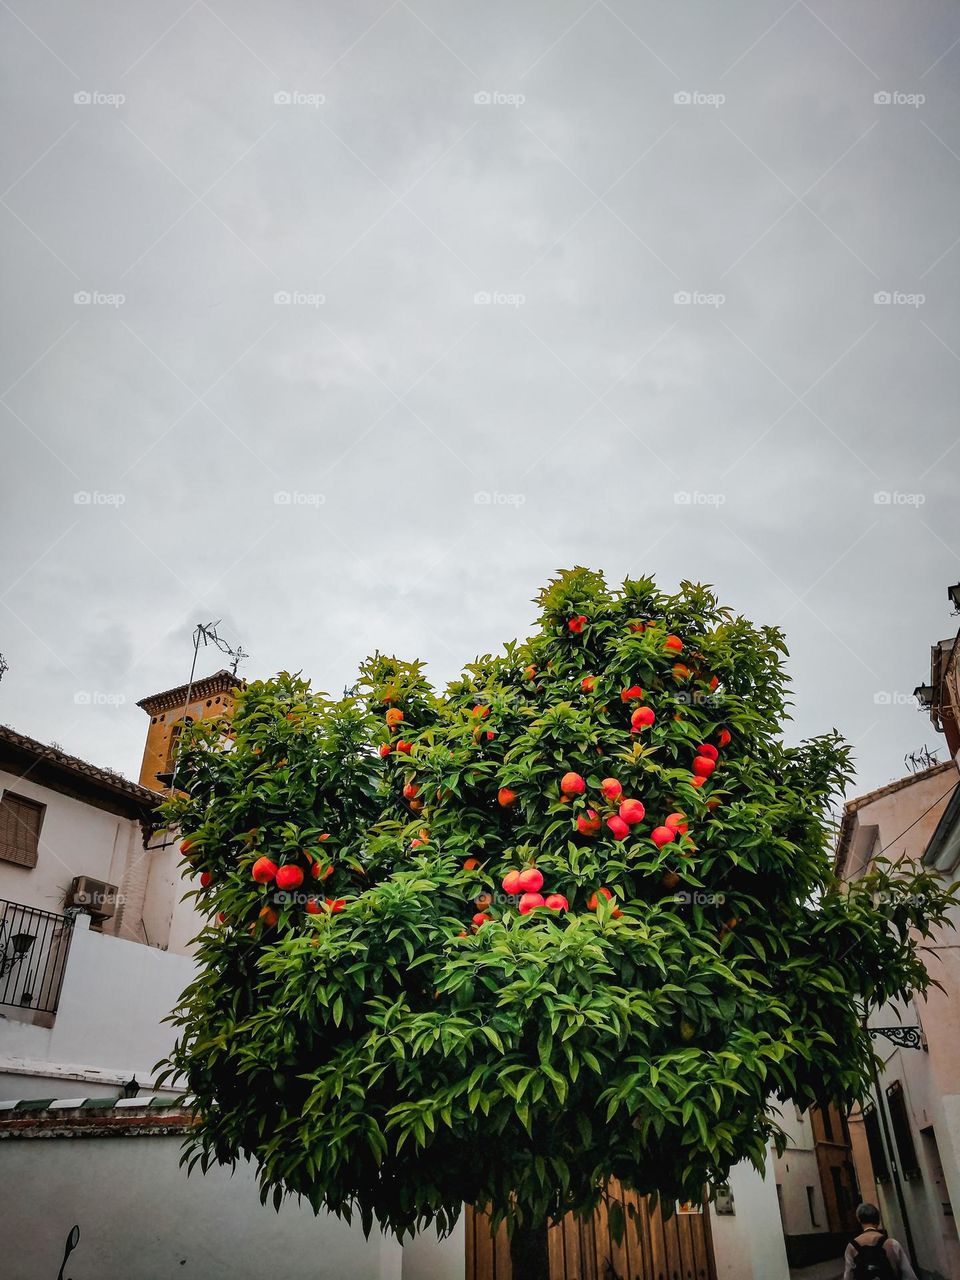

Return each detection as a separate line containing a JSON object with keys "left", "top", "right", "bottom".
{"left": 466, "top": 1190, "right": 716, "bottom": 1280}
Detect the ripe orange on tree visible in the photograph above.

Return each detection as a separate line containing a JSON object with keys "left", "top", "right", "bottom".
{"left": 275, "top": 864, "right": 304, "bottom": 890}
{"left": 577, "top": 809, "right": 602, "bottom": 836}
{"left": 631, "top": 706, "right": 655, "bottom": 729}
{"left": 619, "top": 799, "right": 645, "bottom": 825}
{"left": 251, "top": 857, "right": 278, "bottom": 884}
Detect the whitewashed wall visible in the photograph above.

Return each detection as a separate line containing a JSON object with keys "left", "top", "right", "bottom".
{"left": 0, "top": 922, "right": 194, "bottom": 1096}
{"left": 0, "top": 1133, "right": 406, "bottom": 1280}
{"left": 770, "top": 1104, "right": 828, "bottom": 1238}
{"left": 0, "top": 920, "right": 464, "bottom": 1280}
{"left": 141, "top": 829, "right": 207, "bottom": 956}
{"left": 710, "top": 1151, "right": 790, "bottom": 1280}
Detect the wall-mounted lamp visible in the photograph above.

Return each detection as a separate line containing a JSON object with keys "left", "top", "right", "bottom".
{"left": 914, "top": 684, "right": 935, "bottom": 709}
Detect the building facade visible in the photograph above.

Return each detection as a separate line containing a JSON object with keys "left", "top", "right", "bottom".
{"left": 773, "top": 1100, "right": 860, "bottom": 1268}
{"left": 831, "top": 584, "right": 960, "bottom": 1280}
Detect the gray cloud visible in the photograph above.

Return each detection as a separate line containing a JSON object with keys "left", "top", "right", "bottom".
{"left": 1, "top": 0, "right": 958, "bottom": 793}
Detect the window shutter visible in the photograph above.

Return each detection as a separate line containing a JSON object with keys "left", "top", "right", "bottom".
{"left": 886, "top": 1080, "right": 922, "bottom": 1180}
{"left": 863, "top": 1103, "right": 890, "bottom": 1183}
{"left": 0, "top": 791, "right": 44, "bottom": 868}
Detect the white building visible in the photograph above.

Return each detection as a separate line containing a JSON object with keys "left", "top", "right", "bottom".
{"left": 834, "top": 762, "right": 960, "bottom": 1280}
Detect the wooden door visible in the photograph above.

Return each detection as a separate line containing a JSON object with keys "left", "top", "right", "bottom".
{"left": 465, "top": 1181, "right": 716, "bottom": 1280}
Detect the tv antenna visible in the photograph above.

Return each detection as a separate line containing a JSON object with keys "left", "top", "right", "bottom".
{"left": 191, "top": 620, "right": 248, "bottom": 676}
{"left": 167, "top": 621, "right": 248, "bottom": 790}
{"left": 904, "top": 745, "right": 939, "bottom": 774}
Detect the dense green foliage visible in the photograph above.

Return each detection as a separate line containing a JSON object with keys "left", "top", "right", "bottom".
{"left": 160, "top": 568, "right": 956, "bottom": 1239}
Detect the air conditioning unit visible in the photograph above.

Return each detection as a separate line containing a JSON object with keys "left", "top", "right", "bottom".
{"left": 67, "top": 876, "right": 119, "bottom": 921}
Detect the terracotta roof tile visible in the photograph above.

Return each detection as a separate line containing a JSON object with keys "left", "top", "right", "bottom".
{"left": 0, "top": 723, "right": 160, "bottom": 816}
{"left": 136, "top": 668, "right": 243, "bottom": 715}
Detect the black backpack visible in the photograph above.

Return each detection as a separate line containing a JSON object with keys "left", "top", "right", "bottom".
{"left": 851, "top": 1231, "right": 896, "bottom": 1280}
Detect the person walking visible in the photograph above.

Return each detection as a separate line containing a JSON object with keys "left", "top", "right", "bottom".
{"left": 842, "top": 1202, "right": 918, "bottom": 1279}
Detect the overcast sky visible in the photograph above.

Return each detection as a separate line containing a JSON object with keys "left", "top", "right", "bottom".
{"left": 1, "top": 0, "right": 958, "bottom": 799}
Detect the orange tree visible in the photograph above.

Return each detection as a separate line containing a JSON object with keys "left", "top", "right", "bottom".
{"left": 161, "top": 568, "right": 955, "bottom": 1276}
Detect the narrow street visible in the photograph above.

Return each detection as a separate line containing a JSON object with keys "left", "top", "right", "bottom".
{"left": 791, "top": 1262, "right": 843, "bottom": 1280}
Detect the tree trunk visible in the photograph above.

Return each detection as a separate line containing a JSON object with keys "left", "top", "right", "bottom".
{"left": 509, "top": 1220, "right": 550, "bottom": 1280}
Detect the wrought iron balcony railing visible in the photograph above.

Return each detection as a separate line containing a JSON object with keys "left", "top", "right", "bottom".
{"left": 0, "top": 898, "right": 73, "bottom": 1015}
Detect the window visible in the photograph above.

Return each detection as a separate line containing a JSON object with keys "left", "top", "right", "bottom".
{"left": 863, "top": 1103, "right": 890, "bottom": 1183}
{"left": 0, "top": 790, "right": 45, "bottom": 868}
{"left": 886, "top": 1080, "right": 922, "bottom": 1181}
{"left": 164, "top": 717, "right": 193, "bottom": 777}
{"left": 831, "top": 1166, "right": 849, "bottom": 1215}
{"left": 820, "top": 1102, "right": 835, "bottom": 1141}
{"left": 806, "top": 1186, "right": 820, "bottom": 1227}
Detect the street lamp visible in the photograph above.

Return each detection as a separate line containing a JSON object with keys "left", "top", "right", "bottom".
{"left": 913, "top": 684, "right": 934, "bottom": 709}
{"left": 0, "top": 930, "right": 35, "bottom": 978}
{"left": 948, "top": 583, "right": 960, "bottom": 614}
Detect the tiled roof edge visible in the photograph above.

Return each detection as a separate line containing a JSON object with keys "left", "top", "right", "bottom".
{"left": 0, "top": 1095, "right": 197, "bottom": 1138}
{"left": 137, "top": 669, "right": 243, "bottom": 714}
{"left": 0, "top": 723, "right": 160, "bottom": 809}
{"left": 842, "top": 760, "right": 956, "bottom": 815}
{"left": 0, "top": 1095, "right": 192, "bottom": 1112}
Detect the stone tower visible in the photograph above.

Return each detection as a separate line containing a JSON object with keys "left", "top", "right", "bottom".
{"left": 136, "top": 669, "right": 243, "bottom": 792}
